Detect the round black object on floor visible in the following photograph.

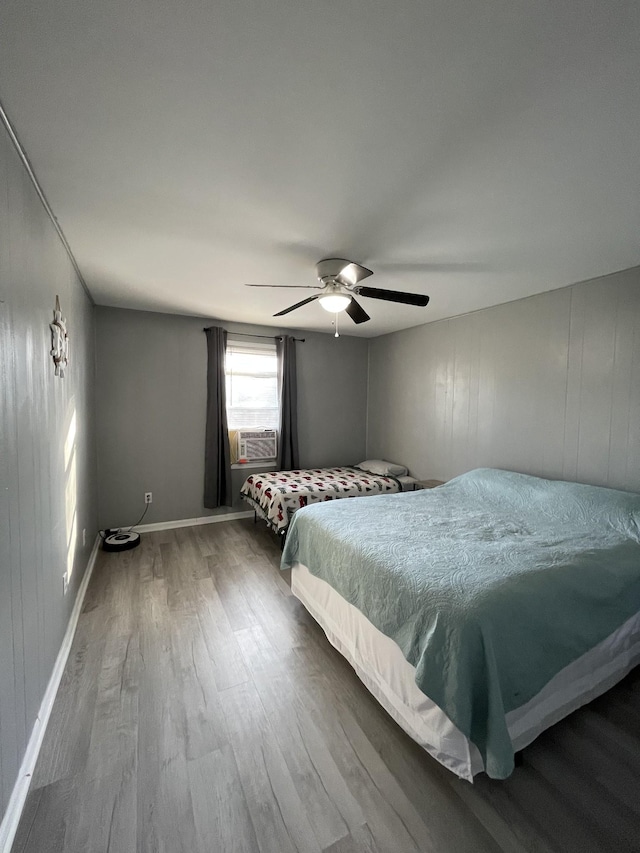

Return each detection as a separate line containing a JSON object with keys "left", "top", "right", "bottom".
{"left": 102, "top": 531, "right": 141, "bottom": 552}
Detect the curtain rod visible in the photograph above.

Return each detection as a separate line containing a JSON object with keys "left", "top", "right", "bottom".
{"left": 203, "top": 328, "right": 305, "bottom": 342}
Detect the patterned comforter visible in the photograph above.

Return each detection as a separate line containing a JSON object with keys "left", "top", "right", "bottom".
{"left": 240, "top": 466, "right": 402, "bottom": 533}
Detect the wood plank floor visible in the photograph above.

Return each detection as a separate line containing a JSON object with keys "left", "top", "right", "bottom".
{"left": 12, "top": 520, "right": 640, "bottom": 852}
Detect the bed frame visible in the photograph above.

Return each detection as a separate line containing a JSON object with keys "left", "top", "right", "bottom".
{"left": 290, "top": 564, "right": 640, "bottom": 780}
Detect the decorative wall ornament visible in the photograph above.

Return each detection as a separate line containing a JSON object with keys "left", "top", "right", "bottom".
{"left": 50, "top": 295, "right": 69, "bottom": 377}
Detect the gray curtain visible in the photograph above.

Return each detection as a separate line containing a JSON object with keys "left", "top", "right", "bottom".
{"left": 204, "top": 326, "right": 233, "bottom": 508}
{"left": 276, "top": 335, "right": 299, "bottom": 471}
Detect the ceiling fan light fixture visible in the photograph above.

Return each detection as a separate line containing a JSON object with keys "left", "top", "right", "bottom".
{"left": 319, "top": 293, "right": 351, "bottom": 313}
{"left": 248, "top": 257, "right": 428, "bottom": 326}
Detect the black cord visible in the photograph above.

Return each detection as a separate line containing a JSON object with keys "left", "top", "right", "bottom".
{"left": 125, "top": 502, "right": 150, "bottom": 532}
{"left": 99, "top": 501, "right": 151, "bottom": 539}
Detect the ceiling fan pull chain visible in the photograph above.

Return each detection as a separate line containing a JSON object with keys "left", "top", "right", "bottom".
{"left": 334, "top": 312, "right": 340, "bottom": 338}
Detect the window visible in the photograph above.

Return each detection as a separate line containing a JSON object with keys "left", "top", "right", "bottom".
{"left": 225, "top": 340, "right": 279, "bottom": 430}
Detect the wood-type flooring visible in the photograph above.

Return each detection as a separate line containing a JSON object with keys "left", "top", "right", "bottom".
{"left": 12, "top": 520, "right": 640, "bottom": 852}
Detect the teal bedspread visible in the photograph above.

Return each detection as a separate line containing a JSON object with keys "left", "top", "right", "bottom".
{"left": 281, "top": 468, "right": 640, "bottom": 778}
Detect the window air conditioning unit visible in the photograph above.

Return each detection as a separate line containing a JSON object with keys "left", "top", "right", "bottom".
{"left": 237, "top": 430, "right": 277, "bottom": 461}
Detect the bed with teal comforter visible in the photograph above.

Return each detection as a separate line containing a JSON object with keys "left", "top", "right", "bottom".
{"left": 281, "top": 468, "right": 640, "bottom": 779}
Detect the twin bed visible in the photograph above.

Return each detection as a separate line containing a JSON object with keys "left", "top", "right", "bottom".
{"left": 239, "top": 461, "right": 414, "bottom": 534}
{"left": 277, "top": 468, "right": 640, "bottom": 780}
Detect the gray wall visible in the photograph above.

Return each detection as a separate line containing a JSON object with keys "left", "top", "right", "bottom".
{"left": 0, "top": 124, "right": 97, "bottom": 819}
{"left": 95, "top": 308, "right": 368, "bottom": 528}
{"left": 367, "top": 267, "right": 640, "bottom": 492}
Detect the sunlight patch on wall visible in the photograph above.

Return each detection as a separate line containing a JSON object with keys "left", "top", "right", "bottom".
{"left": 64, "top": 408, "right": 78, "bottom": 580}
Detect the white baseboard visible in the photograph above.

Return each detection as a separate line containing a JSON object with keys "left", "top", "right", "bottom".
{"left": 134, "top": 510, "right": 254, "bottom": 533}
{"left": 0, "top": 535, "right": 101, "bottom": 853}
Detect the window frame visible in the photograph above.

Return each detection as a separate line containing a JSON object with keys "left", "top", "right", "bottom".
{"left": 224, "top": 339, "right": 280, "bottom": 462}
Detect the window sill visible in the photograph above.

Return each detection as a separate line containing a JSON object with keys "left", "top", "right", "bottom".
{"left": 232, "top": 460, "right": 278, "bottom": 471}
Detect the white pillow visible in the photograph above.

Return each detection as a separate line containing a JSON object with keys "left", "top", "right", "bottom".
{"left": 356, "top": 459, "right": 408, "bottom": 477}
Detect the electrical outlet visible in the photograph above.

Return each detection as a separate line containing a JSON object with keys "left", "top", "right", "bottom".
{"left": 144, "top": 492, "right": 153, "bottom": 504}
{"left": 63, "top": 572, "right": 69, "bottom": 595}
{"left": 82, "top": 528, "right": 86, "bottom": 547}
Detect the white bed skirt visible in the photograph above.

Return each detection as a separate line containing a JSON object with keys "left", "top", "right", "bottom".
{"left": 291, "top": 563, "right": 640, "bottom": 781}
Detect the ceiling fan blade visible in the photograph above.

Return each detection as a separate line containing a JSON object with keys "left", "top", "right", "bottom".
{"left": 273, "top": 295, "right": 320, "bottom": 317}
{"left": 355, "top": 286, "right": 429, "bottom": 307}
{"left": 345, "top": 298, "right": 370, "bottom": 325}
{"left": 316, "top": 258, "right": 373, "bottom": 286}
{"left": 337, "top": 261, "right": 373, "bottom": 286}
{"left": 245, "top": 284, "right": 322, "bottom": 289}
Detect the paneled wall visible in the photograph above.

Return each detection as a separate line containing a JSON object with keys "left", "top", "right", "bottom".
{"left": 95, "top": 308, "right": 368, "bottom": 528}
{"left": 367, "top": 267, "right": 640, "bottom": 491}
{"left": 0, "top": 122, "right": 97, "bottom": 821}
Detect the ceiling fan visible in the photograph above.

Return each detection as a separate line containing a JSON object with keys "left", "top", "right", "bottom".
{"left": 245, "top": 258, "right": 429, "bottom": 326}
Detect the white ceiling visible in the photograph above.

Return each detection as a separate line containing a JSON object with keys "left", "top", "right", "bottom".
{"left": 1, "top": 0, "right": 639, "bottom": 337}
